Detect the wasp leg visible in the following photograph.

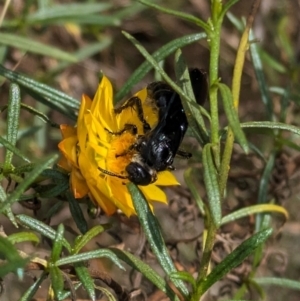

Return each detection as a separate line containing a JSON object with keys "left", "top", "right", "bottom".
{"left": 105, "top": 124, "right": 138, "bottom": 136}
{"left": 98, "top": 167, "right": 128, "bottom": 179}
{"left": 176, "top": 149, "right": 192, "bottom": 159}
{"left": 114, "top": 96, "right": 151, "bottom": 133}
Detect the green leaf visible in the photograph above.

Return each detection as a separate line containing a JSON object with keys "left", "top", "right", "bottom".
{"left": 36, "top": 181, "right": 69, "bottom": 198}
{"left": 19, "top": 103, "right": 60, "bottom": 128}
{"left": 23, "top": 87, "right": 77, "bottom": 120}
{"left": 51, "top": 224, "right": 65, "bottom": 263}
{"left": 16, "top": 214, "right": 71, "bottom": 252}
{"left": 255, "top": 277, "right": 300, "bottom": 290}
{"left": 221, "top": 204, "right": 288, "bottom": 226}
{"left": 49, "top": 38, "right": 112, "bottom": 76}
{"left": 0, "top": 65, "right": 80, "bottom": 119}
{"left": 199, "top": 228, "right": 273, "bottom": 293}
{"left": 115, "top": 32, "right": 207, "bottom": 102}
{"left": 27, "top": 3, "right": 112, "bottom": 23}
{"left": 184, "top": 168, "right": 206, "bottom": 216}
{"left": 110, "top": 248, "right": 179, "bottom": 301}
{"left": 0, "top": 135, "right": 30, "bottom": 163}
{"left": 49, "top": 266, "right": 65, "bottom": 300}
{"left": 0, "top": 154, "right": 59, "bottom": 213}
{"left": 255, "top": 152, "right": 276, "bottom": 232}
{"left": 218, "top": 83, "right": 248, "bottom": 153}
{"left": 36, "top": 15, "right": 121, "bottom": 26}
{"left": 0, "top": 257, "right": 28, "bottom": 278}
{"left": 127, "top": 183, "right": 189, "bottom": 298}
{"left": 0, "top": 236, "right": 28, "bottom": 277}
{"left": 56, "top": 249, "right": 124, "bottom": 270}
{"left": 138, "top": 0, "right": 209, "bottom": 31}
{"left": 249, "top": 30, "right": 273, "bottom": 120}
{"left": 0, "top": 33, "right": 77, "bottom": 62}
{"left": 4, "top": 83, "right": 21, "bottom": 170}
{"left": 169, "top": 271, "right": 196, "bottom": 291}
{"left": 174, "top": 49, "right": 209, "bottom": 145}
{"left": 202, "top": 144, "right": 221, "bottom": 227}
{"left": 19, "top": 271, "right": 47, "bottom": 301}
{"left": 0, "top": 184, "right": 18, "bottom": 228}
{"left": 7, "top": 232, "right": 40, "bottom": 244}
{"left": 74, "top": 264, "right": 95, "bottom": 301}
{"left": 66, "top": 191, "right": 88, "bottom": 234}
{"left": 57, "top": 283, "right": 82, "bottom": 301}
{"left": 73, "top": 225, "right": 107, "bottom": 254}
{"left": 240, "top": 121, "right": 300, "bottom": 136}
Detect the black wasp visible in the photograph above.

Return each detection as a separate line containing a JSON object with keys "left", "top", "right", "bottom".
{"left": 99, "top": 68, "right": 207, "bottom": 185}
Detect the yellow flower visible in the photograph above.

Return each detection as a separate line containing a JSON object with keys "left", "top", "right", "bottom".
{"left": 58, "top": 75, "right": 179, "bottom": 216}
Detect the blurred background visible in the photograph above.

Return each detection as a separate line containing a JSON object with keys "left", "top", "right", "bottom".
{"left": 1, "top": 0, "right": 300, "bottom": 300}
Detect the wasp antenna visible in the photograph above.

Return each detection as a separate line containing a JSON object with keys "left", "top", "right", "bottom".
{"left": 98, "top": 167, "right": 128, "bottom": 179}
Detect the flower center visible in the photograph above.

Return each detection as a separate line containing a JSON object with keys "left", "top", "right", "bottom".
{"left": 106, "top": 132, "right": 137, "bottom": 176}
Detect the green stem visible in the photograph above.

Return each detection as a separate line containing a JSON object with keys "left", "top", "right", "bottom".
{"left": 192, "top": 219, "right": 217, "bottom": 300}
{"left": 208, "top": 18, "right": 222, "bottom": 167}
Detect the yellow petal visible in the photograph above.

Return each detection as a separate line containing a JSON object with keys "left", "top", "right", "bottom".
{"left": 60, "top": 124, "right": 77, "bottom": 139}
{"left": 77, "top": 95, "right": 91, "bottom": 151}
{"left": 90, "top": 76, "right": 117, "bottom": 132}
{"left": 71, "top": 169, "right": 89, "bottom": 198}
{"left": 57, "top": 156, "right": 71, "bottom": 172}
{"left": 88, "top": 185, "right": 117, "bottom": 215}
{"left": 108, "top": 178, "right": 136, "bottom": 216}
{"left": 155, "top": 171, "right": 180, "bottom": 186}
{"left": 140, "top": 184, "right": 167, "bottom": 204}
{"left": 58, "top": 136, "right": 78, "bottom": 167}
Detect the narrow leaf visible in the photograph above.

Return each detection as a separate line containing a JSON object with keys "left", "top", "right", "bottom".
{"left": 200, "top": 228, "right": 273, "bottom": 293}
{"left": 4, "top": 83, "right": 21, "bottom": 170}
{"left": 0, "top": 65, "right": 80, "bottom": 113}
{"left": 16, "top": 214, "right": 71, "bottom": 251}
{"left": 240, "top": 121, "right": 300, "bottom": 136}
{"left": 115, "top": 33, "right": 206, "bottom": 102}
{"left": 174, "top": 49, "right": 209, "bottom": 144}
{"left": 184, "top": 168, "right": 206, "bottom": 216}
{"left": 0, "top": 33, "right": 77, "bottom": 62}
{"left": 255, "top": 152, "right": 276, "bottom": 232}
{"left": 0, "top": 154, "right": 58, "bottom": 212}
{"left": 56, "top": 249, "right": 124, "bottom": 270}
{"left": 66, "top": 191, "right": 88, "bottom": 234}
{"left": 49, "top": 266, "right": 65, "bottom": 300}
{"left": 218, "top": 83, "right": 248, "bottom": 153}
{"left": 127, "top": 183, "right": 189, "bottom": 297}
{"left": 0, "top": 236, "right": 28, "bottom": 277}
{"left": 0, "top": 257, "right": 28, "bottom": 278}
{"left": 19, "top": 271, "right": 47, "bottom": 301}
{"left": 255, "top": 277, "right": 300, "bottom": 290}
{"left": 249, "top": 30, "right": 273, "bottom": 120}
{"left": 170, "top": 271, "right": 196, "bottom": 290}
{"left": 221, "top": 204, "right": 288, "bottom": 226}
{"left": 73, "top": 225, "right": 107, "bottom": 254}
{"left": 110, "top": 248, "right": 179, "bottom": 301}
{"left": 27, "top": 3, "right": 112, "bottom": 23}
{"left": 138, "top": 0, "right": 209, "bottom": 31}
{"left": 49, "top": 38, "right": 112, "bottom": 76}
{"left": 202, "top": 144, "right": 221, "bottom": 227}
{"left": 51, "top": 224, "right": 65, "bottom": 263}
{"left": 74, "top": 264, "right": 95, "bottom": 301}
{"left": 7, "top": 232, "right": 40, "bottom": 244}
{"left": 0, "top": 135, "right": 30, "bottom": 163}
{"left": 0, "top": 184, "right": 18, "bottom": 227}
